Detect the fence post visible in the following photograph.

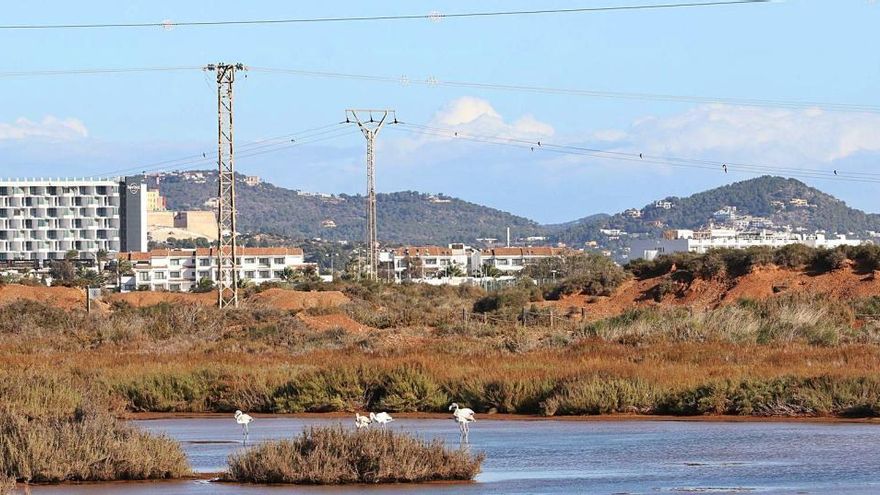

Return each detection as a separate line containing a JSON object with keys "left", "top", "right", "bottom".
{"left": 550, "top": 309, "right": 554, "bottom": 329}
{"left": 521, "top": 308, "right": 527, "bottom": 327}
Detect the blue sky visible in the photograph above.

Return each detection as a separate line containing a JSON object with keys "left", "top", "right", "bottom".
{"left": 1, "top": 1, "right": 879, "bottom": 223}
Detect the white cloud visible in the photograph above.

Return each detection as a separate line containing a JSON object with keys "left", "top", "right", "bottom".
{"left": 0, "top": 116, "right": 88, "bottom": 141}
{"left": 598, "top": 104, "right": 880, "bottom": 165}
{"left": 427, "top": 97, "right": 555, "bottom": 139}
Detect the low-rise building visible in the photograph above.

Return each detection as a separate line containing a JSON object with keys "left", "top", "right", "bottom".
{"left": 379, "top": 244, "right": 567, "bottom": 282}
{"left": 629, "top": 229, "right": 864, "bottom": 261}
{"left": 117, "top": 247, "right": 313, "bottom": 292}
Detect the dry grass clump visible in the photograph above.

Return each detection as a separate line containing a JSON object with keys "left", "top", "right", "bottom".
{"left": 0, "top": 474, "right": 14, "bottom": 495}
{"left": 0, "top": 371, "right": 191, "bottom": 483}
{"left": 580, "top": 296, "right": 863, "bottom": 346}
{"left": 224, "top": 425, "right": 483, "bottom": 484}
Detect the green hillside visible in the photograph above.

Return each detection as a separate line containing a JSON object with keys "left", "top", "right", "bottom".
{"left": 553, "top": 176, "right": 880, "bottom": 245}
{"left": 155, "top": 171, "right": 543, "bottom": 245}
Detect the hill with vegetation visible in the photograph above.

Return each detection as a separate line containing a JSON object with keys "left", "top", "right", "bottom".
{"left": 552, "top": 176, "right": 880, "bottom": 246}
{"left": 155, "top": 170, "right": 543, "bottom": 245}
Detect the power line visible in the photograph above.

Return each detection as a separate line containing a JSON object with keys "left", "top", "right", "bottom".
{"left": 93, "top": 123, "right": 350, "bottom": 178}
{"left": 0, "top": 1, "right": 770, "bottom": 30}
{"left": 0, "top": 66, "right": 200, "bottom": 78}
{"left": 251, "top": 67, "right": 880, "bottom": 114}
{"left": 401, "top": 122, "right": 880, "bottom": 179}
{"left": 390, "top": 122, "right": 880, "bottom": 185}
{"left": 6, "top": 64, "right": 876, "bottom": 115}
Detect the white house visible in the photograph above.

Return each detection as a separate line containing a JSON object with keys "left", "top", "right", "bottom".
{"left": 117, "top": 247, "right": 314, "bottom": 292}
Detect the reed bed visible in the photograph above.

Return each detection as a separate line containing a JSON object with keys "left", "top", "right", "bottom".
{"left": 224, "top": 425, "right": 483, "bottom": 484}
{"left": 0, "top": 372, "right": 191, "bottom": 484}
{"left": 2, "top": 289, "right": 880, "bottom": 419}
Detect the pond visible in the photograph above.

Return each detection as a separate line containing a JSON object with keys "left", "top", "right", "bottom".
{"left": 25, "top": 417, "right": 880, "bottom": 494}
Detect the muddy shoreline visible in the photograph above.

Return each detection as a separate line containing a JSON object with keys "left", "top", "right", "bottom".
{"left": 126, "top": 411, "right": 880, "bottom": 424}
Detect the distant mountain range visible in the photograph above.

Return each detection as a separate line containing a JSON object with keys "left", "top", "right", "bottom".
{"left": 154, "top": 172, "right": 880, "bottom": 247}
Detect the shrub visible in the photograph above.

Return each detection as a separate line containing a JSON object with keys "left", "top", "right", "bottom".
{"left": 542, "top": 377, "right": 659, "bottom": 416}
{"left": 774, "top": 244, "right": 817, "bottom": 269}
{"left": 0, "top": 408, "right": 190, "bottom": 483}
{"left": 376, "top": 365, "right": 447, "bottom": 412}
{"left": 549, "top": 254, "right": 628, "bottom": 298}
{"left": 272, "top": 367, "right": 378, "bottom": 413}
{"left": 812, "top": 248, "right": 848, "bottom": 272}
{"left": 0, "top": 372, "right": 190, "bottom": 483}
{"left": 224, "top": 426, "right": 483, "bottom": 484}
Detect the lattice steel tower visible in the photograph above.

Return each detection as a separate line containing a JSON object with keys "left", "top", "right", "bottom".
{"left": 206, "top": 63, "right": 245, "bottom": 308}
{"left": 345, "top": 109, "right": 396, "bottom": 280}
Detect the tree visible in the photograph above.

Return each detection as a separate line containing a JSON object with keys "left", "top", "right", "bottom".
{"left": 64, "top": 250, "right": 79, "bottom": 261}
{"left": 403, "top": 256, "right": 424, "bottom": 280}
{"left": 191, "top": 277, "right": 215, "bottom": 293}
{"left": 49, "top": 260, "right": 77, "bottom": 286}
{"left": 481, "top": 263, "right": 503, "bottom": 278}
{"left": 439, "top": 262, "right": 466, "bottom": 278}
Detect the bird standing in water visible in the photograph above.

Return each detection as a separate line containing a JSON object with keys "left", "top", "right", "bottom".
{"left": 370, "top": 412, "right": 394, "bottom": 428}
{"left": 355, "top": 413, "right": 371, "bottom": 429}
{"left": 449, "top": 403, "right": 476, "bottom": 442}
{"left": 234, "top": 410, "right": 254, "bottom": 444}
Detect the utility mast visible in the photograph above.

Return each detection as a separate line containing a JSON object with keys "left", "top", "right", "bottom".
{"left": 205, "top": 62, "right": 245, "bottom": 308}
{"left": 345, "top": 109, "right": 396, "bottom": 280}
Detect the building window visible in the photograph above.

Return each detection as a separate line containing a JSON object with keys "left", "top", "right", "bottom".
{"left": 170, "top": 271, "right": 181, "bottom": 278}
{"left": 424, "top": 258, "right": 437, "bottom": 265}
{"left": 199, "top": 270, "right": 211, "bottom": 279}
{"left": 496, "top": 259, "right": 509, "bottom": 265}
{"left": 274, "top": 270, "right": 285, "bottom": 278}
{"left": 274, "top": 257, "right": 285, "bottom": 265}
{"left": 512, "top": 259, "right": 524, "bottom": 266}
{"left": 170, "top": 258, "right": 181, "bottom": 266}
{"left": 244, "top": 271, "right": 255, "bottom": 279}
{"left": 259, "top": 270, "right": 270, "bottom": 279}
{"left": 244, "top": 257, "right": 255, "bottom": 264}
{"left": 138, "top": 272, "right": 150, "bottom": 281}
{"left": 170, "top": 284, "right": 181, "bottom": 292}
{"left": 258, "top": 258, "right": 270, "bottom": 266}
{"left": 199, "top": 258, "right": 211, "bottom": 267}
{"left": 154, "top": 272, "right": 166, "bottom": 280}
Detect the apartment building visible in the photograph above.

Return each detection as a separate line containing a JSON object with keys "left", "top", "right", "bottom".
{"left": 380, "top": 244, "right": 565, "bottom": 281}
{"left": 0, "top": 177, "right": 147, "bottom": 262}
{"left": 117, "top": 247, "right": 313, "bottom": 292}
{"left": 478, "top": 247, "right": 567, "bottom": 274}
{"left": 629, "top": 229, "right": 864, "bottom": 261}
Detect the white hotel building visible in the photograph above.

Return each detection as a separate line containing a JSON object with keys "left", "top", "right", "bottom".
{"left": 0, "top": 177, "right": 148, "bottom": 263}
{"left": 629, "top": 229, "right": 864, "bottom": 261}
{"left": 118, "top": 247, "right": 314, "bottom": 292}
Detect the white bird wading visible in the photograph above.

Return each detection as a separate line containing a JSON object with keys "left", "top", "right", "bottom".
{"left": 449, "top": 403, "right": 476, "bottom": 442}
{"left": 355, "top": 412, "right": 371, "bottom": 429}
{"left": 234, "top": 410, "right": 254, "bottom": 443}
{"left": 369, "top": 411, "right": 394, "bottom": 427}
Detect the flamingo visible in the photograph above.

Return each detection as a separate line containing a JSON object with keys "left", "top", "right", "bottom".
{"left": 234, "top": 410, "right": 254, "bottom": 443}
{"left": 369, "top": 412, "right": 394, "bottom": 428}
{"left": 449, "top": 403, "right": 476, "bottom": 441}
{"left": 355, "top": 413, "right": 371, "bottom": 429}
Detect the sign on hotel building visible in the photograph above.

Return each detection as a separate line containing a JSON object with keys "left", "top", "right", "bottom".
{"left": 0, "top": 177, "right": 148, "bottom": 262}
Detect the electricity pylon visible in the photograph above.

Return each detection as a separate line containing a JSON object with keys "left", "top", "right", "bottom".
{"left": 345, "top": 109, "right": 396, "bottom": 280}
{"left": 206, "top": 62, "right": 245, "bottom": 308}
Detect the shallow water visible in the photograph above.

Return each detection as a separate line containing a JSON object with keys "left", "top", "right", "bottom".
{"left": 25, "top": 417, "right": 880, "bottom": 494}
